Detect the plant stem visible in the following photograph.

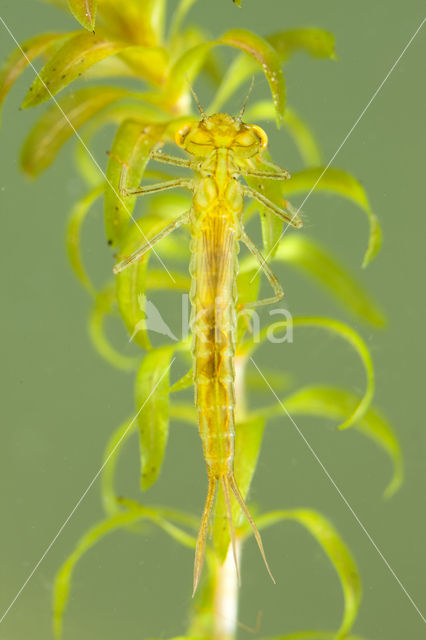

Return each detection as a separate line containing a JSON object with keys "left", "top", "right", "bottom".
{"left": 211, "top": 354, "right": 248, "bottom": 640}
{"left": 213, "top": 543, "right": 240, "bottom": 640}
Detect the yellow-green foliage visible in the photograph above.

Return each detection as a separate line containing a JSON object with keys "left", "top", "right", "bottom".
{"left": 0, "top": 1, "right": 402, "bottom": 639}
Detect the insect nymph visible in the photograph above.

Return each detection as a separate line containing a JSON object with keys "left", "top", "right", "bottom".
{"left": 113, "top": 93, "right": 302, "bottom": 593}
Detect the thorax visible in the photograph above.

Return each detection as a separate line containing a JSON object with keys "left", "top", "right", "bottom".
{"left": 192, "top": 148, "right": 244, "bottom": 223}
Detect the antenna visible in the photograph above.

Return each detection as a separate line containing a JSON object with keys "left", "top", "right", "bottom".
{"left": 186, "top": 76, "right": 207, "bottom": 121}
{"left": 237, "top": 77, "right": 255, "bottom": 122}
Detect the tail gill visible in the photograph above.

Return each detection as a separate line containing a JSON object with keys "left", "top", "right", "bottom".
{"left": 192, "top": 472, "right": 275, "bottom": 596}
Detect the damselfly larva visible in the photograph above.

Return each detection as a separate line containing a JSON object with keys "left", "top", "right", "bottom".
{"left": 113, "top": 92, "right": 302, "bottom": 594}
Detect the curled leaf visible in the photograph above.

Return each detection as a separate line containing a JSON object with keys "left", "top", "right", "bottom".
{"left": 67, "top": 0, "right": 97, "bottom": 31}
{"left": 157, "top": 41, "right": 214, "bottom": 112}
{"left": 135, "top": 347, "right": 175, "bottom": 489}
{"left": 282, "top": 386, "right": 403, "bottom": 498}
{"left": 105, "top": 119, "right": 166, "bottom": 246}
{"left": 211, "top": 28, "right": 334, "bottom": 114}
{"left": 0, "top": 32, "right": 67, "bottom": 112}
{"left": 245, "top": 101, "right": 322, "bottom": 166}
{"left": 274, "top": 235, "right": 385, "bottom": 326}
{"left": 240, "top": 234, "right": 385, "bottom": 326}
{"left": 169, "top": 367, "right": 194, "bottom": 393}
{"left": 283, "top": 167, "right": 382, "bottom": 266}
{"left": 53, "top": 504, "right": 196, "bottom": 639}
{"left": 101, "top": 416, "right": 137, "bottom": 516}
{"left": 65, "top": 185, "right": 103, "bottom": 294}
{"left": 268, "top": 28, "right": 336, "bottom": 61}
{"left": 89, "top": 283, "right": 138, "bottom": 371}
{"left": 73, "top": 100, "right": 165, "bottom": 187}
{"left": 253, "top": 509, "right": 361, "bottom": 640}
{"left": 169, "top": 0, "right": 200, "bottom": 43}
{"left": 244, "top": 316, "right": 375, "bottom": 430}
{"left": 220, "top": 29, "right": 285, "bottom": 125}
{"left": 20, "top": 86, "right": 127, "bottom": 176}
{"left": 21, "top": 31, "right": 127, "bottom": 108}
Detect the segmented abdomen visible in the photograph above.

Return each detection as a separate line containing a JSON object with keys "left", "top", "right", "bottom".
{"left": 190, "top": 207, "right": 240, "bottom": 478}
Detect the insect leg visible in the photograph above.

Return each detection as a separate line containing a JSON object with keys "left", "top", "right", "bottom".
{"left": 150, "top": 149, "right": 196, "bottom": 169}
{"left": 243, "top": 185, "right": 302, "bottom": 229}
{"left": 120, "top": 175, "right": 193, "bottom": 197}
{"left": 241, "top": 231, "right": 284, "bottom": 308}
{"left": 113, "top": 211, "right": 190, "bottom": 274}
{"left": 242, "top": 168, "right": 290, "bottom": 180}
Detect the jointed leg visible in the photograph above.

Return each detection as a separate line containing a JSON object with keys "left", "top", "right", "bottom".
{"left": 243, "top": 185, "right": 302, "bottom": 229}
{"left": 242, "top": 158, "right": 290, "bottom": 181}
{"left": 118, "top": 159, "right": 192, "bottom": 197}
{"left": 113, "top": 211, "right": 190, "bottom": 274}
{"left": 150, "top": 148, "right": 197, "bottom": 170}
{"left": 242, "top": 168, "right": 290, "bottom": 180}
{"left": 241, "top": 230, "right": 284, "bottom": 308}
{"left": 120, "top": 173, "right": 193, "bottom": 197}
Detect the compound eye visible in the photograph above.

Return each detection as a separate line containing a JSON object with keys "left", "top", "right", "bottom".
{"left": 251, "top": 125, "right": 268, "bottom": 152}
{"left": 175, "top": 122, "right": 194, "bottom": 147}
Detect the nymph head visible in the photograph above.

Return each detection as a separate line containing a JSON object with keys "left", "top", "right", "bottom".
{"left": 174, "top": 81, "right": 268, "bottom": 158}
{"left": 175, "top": 113, "right": 268, "bottom": 158}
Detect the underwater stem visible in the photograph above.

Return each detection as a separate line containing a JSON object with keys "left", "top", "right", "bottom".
{"left": 211, "top": 354, "right": 247, "bottom": 639}
{"left": 213, "top": 542, "right": 240, "bottom": 640}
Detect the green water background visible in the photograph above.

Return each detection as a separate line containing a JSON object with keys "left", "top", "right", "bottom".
{"left": 0, "top": 1, "right": 425, "bottom": 638}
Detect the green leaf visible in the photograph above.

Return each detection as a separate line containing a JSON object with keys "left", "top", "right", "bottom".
{"left": 118, "top": 46, "right": 169, "bottom": 86}
{"left": 253, "top": 509, "right": 361, "bottom": 640}
{"left": 135, "top": 346, "right": 175, "bottom": 489}
{"left": 101, "top": 416, "right": 137, "bottom": 516}
{"left": 282, "top": 386, "right": 403, "bottom": 498}
{"left": 104, "top": 119, "right": 167, "bottom": 246}
{"left": 0, "top": 32, "right": 67, "bottom": 113}
{"left": 118, "top": 498, "right": 198, "bottom": 548}
{"left": 53, "top": 505, "right": 196, "bottom": 639}
{"left": 20, "top": 86, "right": 127, "bottom": 176}
{"left": 157, "top": 41, "right": 214, "bottom": 112}
{"left": 169, "top": 0, "right": 199, "bottom": 43}
{"left": 89, "top": 283, "right": 139, "bottom": 371}
{"left": 67, "top": 0, "right": 97, "bottom": 31}
{"left": 169, "top": 367, "right": 194, "bottom": 393}
{"left": 245, "top": 102, "right": 322, "bottom": 166}
{"left": 21, "top": 31, "right": 127, "bottom": 108}
{"left": 239, "top": 234, "right": 385, "bottom": 326}
{"left": 220, "top": 29, "right": 286, "bottom": 125}
{"left": 145, "top": 269, "right": 190, "bottom": 292}
{"left": 266, "top": 632, "right": 367, "bottom": 640}
{"left": 65, "top": 185, "right": 103, "bottom": 294}
{"left": 274, "top": 236, "right": 385, "bottom": 326}
{"left": 210, "top": 28, "right": 335, "bottom": 114}
{"left": 115, "top": 214, "right": 178, "bottom": 349}
{"left": 169, "top": 402, "right": 197, "bottom": 425}
{"left": 244, "top": 316, "right": 375, "bottom": 430}
{"left": 73, "top": 101, "right": 166, "bottom": 187}
{"left": 97, "top": 0, "right": 166, "bottom": 47}
{"left": 268, "top": 28, "right": 336, "bottom": 61}
{"left": 283, "top": 167, "right": 382, "bottom": 266}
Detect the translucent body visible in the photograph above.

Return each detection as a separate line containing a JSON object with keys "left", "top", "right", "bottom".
{"left": 114, "top": 110, "right": 301, "bottom": 593}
